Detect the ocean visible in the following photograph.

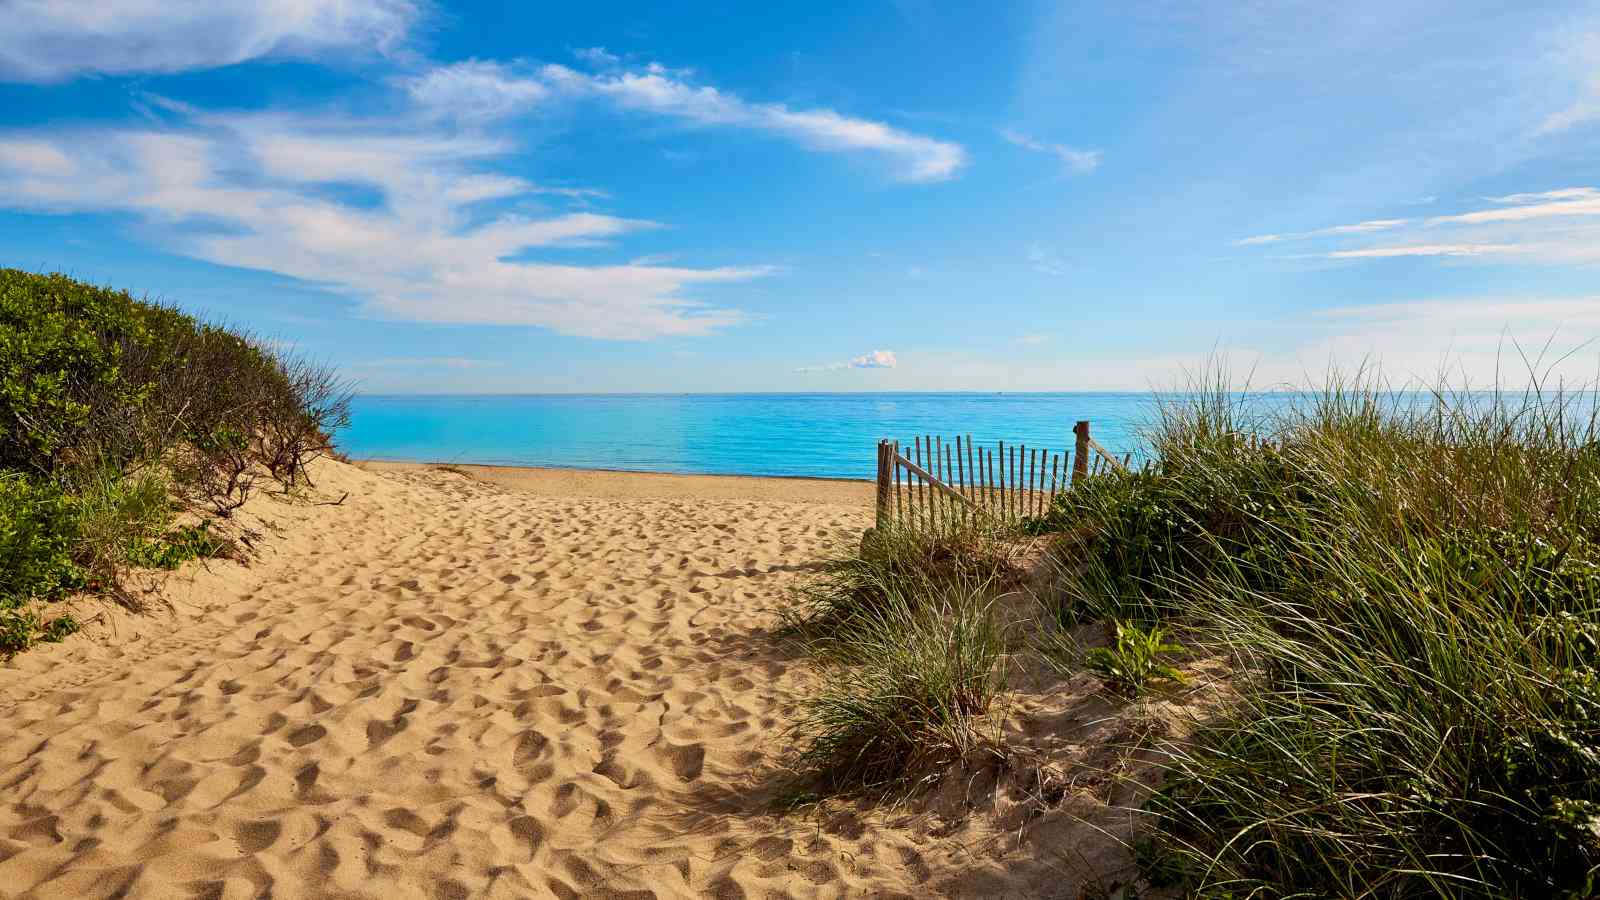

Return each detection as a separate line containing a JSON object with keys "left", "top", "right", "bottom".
{"left": 341, "top": 393, "right": 1163, "bottom": 480}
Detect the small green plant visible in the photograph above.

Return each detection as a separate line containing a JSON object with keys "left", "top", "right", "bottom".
{"left": 1083, "top": 620, "right": 1187, "bottom": 694}
{"left": 0, "top": 608, "right": 77, "bottom": 659}
{"left": 126, "top": 521, "right": 228, "bottom": 569}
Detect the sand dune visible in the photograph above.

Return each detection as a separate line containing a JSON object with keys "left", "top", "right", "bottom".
{"left": 0, "top": 461, "right": 1148, "bottom": 899}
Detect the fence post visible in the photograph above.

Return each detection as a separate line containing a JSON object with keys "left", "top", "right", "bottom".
{"left": 875, "top": 440, "right": 891, "bottom": 527}
{"left": 1073, "top": 420, "right": 1090, "bottom": 485}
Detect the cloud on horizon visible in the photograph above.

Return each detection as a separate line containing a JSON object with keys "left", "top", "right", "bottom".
{"left": 796, "top": 349, "right": 899, "bottom": 373}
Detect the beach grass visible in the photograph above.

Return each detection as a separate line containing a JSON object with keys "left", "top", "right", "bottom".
{"left": 1050, "top": 371, "right": 1600, "bottom": 895}
{"left": 779, "top": 521, "right": 1020, "bottom": 795}
{"left": 784, "top": 366, "right": 1600, "bottom": 895}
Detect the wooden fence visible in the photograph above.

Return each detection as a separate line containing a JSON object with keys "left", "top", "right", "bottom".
{"left": 874, "top": 420, "right": 1130, "bottom": 529}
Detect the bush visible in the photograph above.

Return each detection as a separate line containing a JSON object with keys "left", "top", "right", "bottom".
{"left": 0, "top": 473, "right": 82, "bottom": 604}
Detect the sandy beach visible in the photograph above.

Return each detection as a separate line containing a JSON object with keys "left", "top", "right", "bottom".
{"left": 0, "top": 459, "right": 1148, "bottom": 899}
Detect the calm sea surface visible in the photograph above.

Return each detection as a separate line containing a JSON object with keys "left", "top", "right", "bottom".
{"left": 343, "top": 393, "right": 1163, "bottom": 480}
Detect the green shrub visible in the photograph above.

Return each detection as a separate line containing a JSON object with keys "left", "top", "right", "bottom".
{"left": 0, "top": 268, "right": 351, "bottom": 496}
{"left": 0, "top": 473, "right": 82, "bottom": 604}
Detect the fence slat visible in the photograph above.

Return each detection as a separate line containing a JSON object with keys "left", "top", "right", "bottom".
{"left": 978, "top": 445, "right": 989, "bottom": 512}
{"left": 1049, "top": 452, "right": 1060, "bottom": 507}
{"left": 979, "top": 441, "right": 992, "bottom": 515}
{"left": 896, "top": 438, "right": 908, "bottom": 522}
{"left": 940, "top": 441, "right": 953, "bottom": 525}
{"left": 913, "top": 436, "right": 925, "bottom": 531}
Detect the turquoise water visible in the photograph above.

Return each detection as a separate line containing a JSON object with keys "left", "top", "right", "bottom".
{"left": 342, "top": 393, "right": 1160, "bottom": 480}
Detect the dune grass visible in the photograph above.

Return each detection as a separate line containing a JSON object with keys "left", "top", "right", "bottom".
{"left": 1049, "top": 373, "right": 1600, "bottom": 896}
{"left": 784, "top": 367, "right": 1600, "bottom": 895}
{"left": 781, "top": 522, "right": 1018, "bottom": 795}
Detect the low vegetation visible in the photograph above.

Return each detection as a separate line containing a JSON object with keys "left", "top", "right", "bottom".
{"left": 782, "top": 369, "right": 1600, "bottom": 897}
{"left": 781, "top": 523, "right": 1018, "bottom": 794}
{"left": 0, "top": 269, "right": 350, "bottom": 656}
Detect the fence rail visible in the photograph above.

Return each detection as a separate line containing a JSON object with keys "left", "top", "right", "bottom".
{"left": 873, "top": 419, "right": 1129, "bottom": 529}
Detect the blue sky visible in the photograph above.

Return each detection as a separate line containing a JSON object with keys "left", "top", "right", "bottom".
{"left": 2, "top": 1, "right": 1598, "bottom": 392}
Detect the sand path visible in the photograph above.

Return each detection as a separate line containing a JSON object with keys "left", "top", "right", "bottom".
{"left": 0, "top": 462, "right": 1061, "bottom": 899}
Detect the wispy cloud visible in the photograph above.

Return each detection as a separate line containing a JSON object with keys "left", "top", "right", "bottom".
{"left": 0, "top": 107, "right": 768, "bottom": 339}
{"left": 851, "top": 349, "right": 897, "bottom": 368}
{"left": 1425, "top": 188, "right": 1600, "bottom": 226}
{"left": 0, "top": 0, "right": 419, "bottom": 82}
{"left": 1236, "top": 219, "right": 1408, "bottom": 245}
{"left": 409, "top": 59, "right": 968, "bottom": 182}
{"left": 572, "top": 46, "right": 620, "bottom": 67}
{"left": 1026, "top": 242, "right": 1067, "bottom": 275}
{"left": 407, "top": 60, "right": 549, "bottom": 122}
{"left": 1535, "top": 31, "right": 1600, "bottom": 136}
{"left": 796, "top": 349, "right": 899, "bottom": 373}
{"left": 1000, "top": 129, "right": 1100, "bottom": 175}
{"left": 1240, "top": 187, "right": 1600, "bottom": 266}
{"left": 1017, "top": 333, "right": 1051, "bottom": 345}
{"left": 1322, "top": 243, "right": 1523, "bottom": 259}
{"left": 354, "top": 357, "right": 506, "bottom": 369}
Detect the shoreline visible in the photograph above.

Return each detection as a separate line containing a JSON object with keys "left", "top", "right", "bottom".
{"left": 357, "top": 459, "right": 876, "bottom": 505}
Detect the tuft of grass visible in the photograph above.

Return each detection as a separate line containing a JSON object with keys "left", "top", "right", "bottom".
{"left": 71, "top": 467, "right": 173, "bottom": 587}
{"left": 784, "top": 519, "right": 1023, "bottom": 643}
{"left": 788, "top": 574, "right": 1008, "bottom": 793}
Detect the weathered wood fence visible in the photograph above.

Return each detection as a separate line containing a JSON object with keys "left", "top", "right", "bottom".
{"left": 874, "top": 420, "right": 1130, "bottom": 529}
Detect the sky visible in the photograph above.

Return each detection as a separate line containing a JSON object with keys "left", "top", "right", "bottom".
{"left": 1, "top": 0, "right": 1599, "bottom": 393}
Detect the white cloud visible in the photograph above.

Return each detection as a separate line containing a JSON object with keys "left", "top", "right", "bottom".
{"left": 1240, "top": 187, "right": 1600, "bottom": 266}
{"left": 1001, "top": 129, "right": 1101, "bottom": 175}
{"left": 1425, "top": 190, "right": 1600, "bottom": 226}
{"left": 850, "top": 349, "right": 898, "bottom": 369}
{"left": 408, "top": 59, "right": 967, "bottom": 182}
{"left": 1488, "top": 188, "right": 1600, "bottom": 204}
{"left": 0, "top": 0, "right": 418, "bottom": 82}
{"left": 1236, "top": 218, "right": 1408, "bottom": 245}
{"left": 796, "top": 349, "right": 899, "bottom": 373}
{"left": 0, "top": 111, "right": 768, "bottom": 339}
{"left": 573, "top": 46, "right": 620, "bottom": 67}
{"left": 1323, "top": 243, "right": 1523, "bottom": 259}
{"left": 1017, "top": 333, "right": 1051, "bottom": 345}
{"left": 407, "top": 60, "right": 549, "bottom": 121}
